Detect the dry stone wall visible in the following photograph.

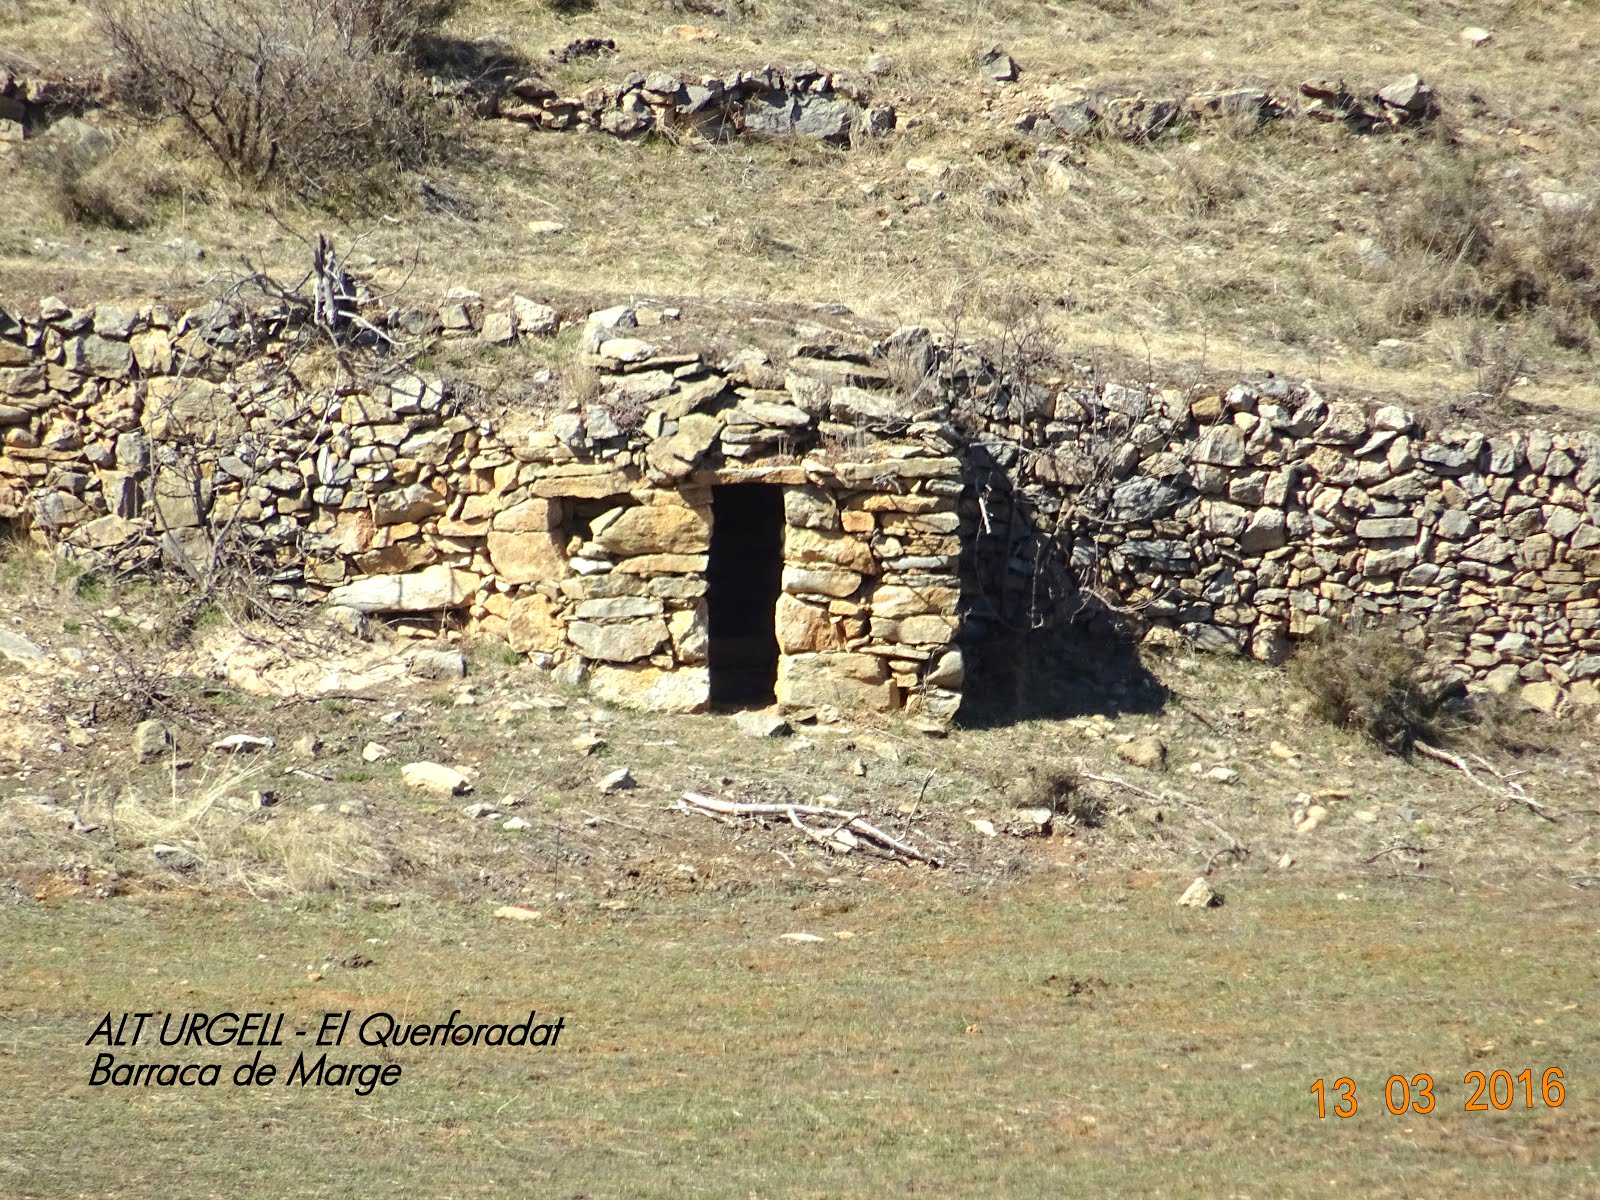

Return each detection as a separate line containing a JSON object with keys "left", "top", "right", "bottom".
{"left": 954, "top": 365, "right": 1600, "bottom": 712}
{"left": 482, "top": 61, "right": 894, "bottom": 145}
{"left": 0, "top": 294, "right": 964, "bottom": 718}
{"left": 2, "top": 286, "right": 1596, "bottom": 717}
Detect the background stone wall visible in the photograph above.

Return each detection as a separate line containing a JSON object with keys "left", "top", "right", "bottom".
{"left": 953, "top": 366, "right": 1600, "bottom": 711}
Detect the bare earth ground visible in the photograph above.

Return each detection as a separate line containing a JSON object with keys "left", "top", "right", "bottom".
{"left": 1, "top": 543, "right": 1598, "bottom": 1197}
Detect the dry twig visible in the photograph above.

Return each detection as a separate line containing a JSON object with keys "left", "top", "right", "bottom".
{"left": 1414, "top": 740, "right": 1559, "bottom": 822}
{"left": 677, "top": 792, "right": 944, "bottom": 867}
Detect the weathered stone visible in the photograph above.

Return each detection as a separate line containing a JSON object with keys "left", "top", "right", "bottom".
{"left": 328, "top": 566, "right": 482, "bottom": 613}
{"left": 733, "top": 709, "right": 791, "bottom": 737}
{"left": 506, "top": 594, "right": 563, "bottom": 654}
{"left": 1117, "top": 735, "right": 1167, "bottom": 771}
{"left": 568, "top": 618, "right": 668, "bottom": 662}
{"left": 1238, "top": 509, "right": 1288, "bottom": 551}
{"left": 373, "top": 484, "right": 442, "bottom": 525}
{"left": 66, "top": 335, "right": 133, "bottom": 378}
{"left": 131, "top": 719, "right": 172, "bottom": 763}
{"left": 1194, "top": 426, "right": 1246, "bottom": 467}
{"left": 408, "top": 648, "right": 467, "bottom": 679}
{"left": 594, "top": 503, "right": 711, "bottom": 556}
{"left": 782, "top": 565, "right": 863, "bottom": 598}
{"left": 402, "top": 762, "right": 472, "bottom": 796}
{"left": 574, "top": 595, "right": 663, "bottom": 620}
{"left": 775, "top": 594, "right": 844, "bottom": 653}
{"left": 783, "top": 485, "right": 839, "bottom": 530}
{"left": 924, "top": 648, "right": 964, "bottom": 689}
{"left": 588, "top": 664, "right": 710, "bottom": 712}
{"left": 870, "top": 583, "right": 960, "bottom": 619}
{"left": 776, "top": 652, "right": 892, "bottom": 711}
{"left": 511, "top": 296, "right": 559, "bottom": 336}
{"left": 784, "top": 526, "right": 877, "bottom": 573}
{"left": 487, "top": 529, "right": 566, "bottom": 584}
{"left": 1109, "top": 477, "right": 1184, "bottom": 522}
{"left": 1520, "top": 680, "right": 1562, "bottom": 713}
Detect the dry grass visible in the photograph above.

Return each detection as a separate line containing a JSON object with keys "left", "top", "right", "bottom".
{"left": 2, "top": 0, "right": 1598, "bottom": 413}
{"left": 1, "top": 758, "right": 402, "bottom": 896}
{"left": 2, "top": 878, "right": 1597, "bottom": 1197}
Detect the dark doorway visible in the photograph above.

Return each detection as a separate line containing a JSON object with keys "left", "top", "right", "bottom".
{"left": 707, "top": 484, "right": 783, "bottom": 706}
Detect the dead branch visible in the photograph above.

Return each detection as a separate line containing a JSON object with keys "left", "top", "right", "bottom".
{"left": 678, "top": 792, "right": 943, "bottom": 867}
{"left": 1362, "top": 842, "right": 1428, "bottom": 865}
{"left": 1414, "top": 740, "right": 1559, "bottom": 822}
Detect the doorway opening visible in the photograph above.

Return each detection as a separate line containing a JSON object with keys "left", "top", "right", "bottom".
{"left": 707, "top": 484, "right": 783, "bottom": 706}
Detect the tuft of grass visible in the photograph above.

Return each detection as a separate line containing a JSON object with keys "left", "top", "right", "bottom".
{"left": 1289, "top": 625, "right": 1457, "bottom": 754}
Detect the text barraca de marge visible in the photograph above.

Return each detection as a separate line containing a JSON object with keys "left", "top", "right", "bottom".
{"left": 85, "top": 1009, "right": 565, "bottom": 1096}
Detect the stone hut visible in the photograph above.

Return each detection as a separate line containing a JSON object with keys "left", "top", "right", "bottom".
{"left": 0, "top": 296, "right": 968, "bottom": 719}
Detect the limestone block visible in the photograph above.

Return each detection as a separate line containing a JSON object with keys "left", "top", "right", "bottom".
{"left": 491, "top": 498, "right": 557, "bottom": 532}
{"left": 130, "top": 329, "right": 174, "bottom": 375}
{"left": 784, "top": 525, "right": 877, "bottom": 573}
{"left": 372, "top": 483, "right": 442, "bottom": 525}
{"left": 1238, "top": 508, "right": 1288, "bottom": 552}
{"left": 145, "top": 377, "right": 245, "bottom": 442}
{"left": 924, "top": 648, "right": 964, "bottom": 689}
{"left": 487, "top": 528, "right": 567, "bottom": 585}
{"left": 1356, "top": 516, "right": 1419, "bottom": 539}
{"left": 66, "top": 335, "right": 133, "bottom": 379}
{"left": 152, "top": 472, "right": 204, "bottom": 529}
{"left": 507, "top": 593, "right": 562, "bottom": 654}
{"left": 575, "top": 595, "right": 664, "bottom": 621}
{"left": 568, "top": 618, "right": 668, "bottom": 662}
{"left": 588, "top": 664, "right": 710, "bottom": 713}
{"left": 775, "top": 594, "right": 844, "bottom": 653}
{"left": 327, "top": 566, "right": 482, "bottom": 613}
{"left": 775, "top": 652, "right": 893, "bottom": 711}
{"left": 668, "top": 603, "right": 709, "bottom": 663}
{"left": 645, "top": 413, "right": 722, "bottom": 480}
{"left": 783, "top": 484, "right": 839, "bottom": 530}
{"left": 512, "top": 296, "right": 559, "bottom": 337}
{"left": 871, "top": 613, "right": 957, "bottom": 645}
{"left": 614, "top": 553, "right": 708, "bottom": 575}
{"left": 782, "top": 565, "right": 863, "bottom": 598}
{"left": 1193, "top": 425, "right": 1246, "bottom": 467}
{"left": 356, "top": 541, "right": 440, "bottom": 574}
{"left": 876, "top": 511, "right": 960, "bottom": 535}
{"left": 595, "top": 503, "right": 711, "bottom": 556}
{"left": 869, "top": 583, "right": 960, "bottom": 619}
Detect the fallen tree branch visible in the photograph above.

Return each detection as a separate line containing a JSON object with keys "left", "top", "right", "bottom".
{"left": 678, "top": 792, "right": 943, "bottom": 867}
{"left": 1414, "top": 740, "right": 1559, "bottom": 823}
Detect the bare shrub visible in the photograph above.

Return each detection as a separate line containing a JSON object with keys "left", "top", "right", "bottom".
{"left": 1290, "top": 625, "right": 1459, "bottom": 754}
{"left": 92, "top": 0, "right": 445, "bottom": 196}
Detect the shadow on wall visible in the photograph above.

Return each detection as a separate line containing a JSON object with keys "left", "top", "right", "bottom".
{"left": 956, "top": 434, "right": 1169, "bottom": 727}
{"left": 956, "top": 603, "right": 1169, "bottom": 728}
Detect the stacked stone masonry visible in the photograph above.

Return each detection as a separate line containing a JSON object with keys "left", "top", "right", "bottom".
{"left": 1, "top": 288, "right": 1595, "bottom": 715}
{"left": 0, "top": 295, "right": 963, "bottom": 718}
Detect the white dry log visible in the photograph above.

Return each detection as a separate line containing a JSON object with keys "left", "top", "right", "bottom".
{"left": 678, "top": 792, "right": 943, "bottom": 867}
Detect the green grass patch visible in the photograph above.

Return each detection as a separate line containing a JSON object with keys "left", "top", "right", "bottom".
{"left": 0, "top": 881, "right": 1594, "bottom": 1198}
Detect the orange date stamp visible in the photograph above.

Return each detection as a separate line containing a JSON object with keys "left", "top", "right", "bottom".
{"left": 1310, "top": 1069, "right": 1566, "bottom": 1117}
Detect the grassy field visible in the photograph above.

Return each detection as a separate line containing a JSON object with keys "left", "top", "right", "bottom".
{"left": 2, "top": 543, "right": 1599, "bottom": 1197}
{"left": 2, "top": 878, "right": 1596, "bottom": 1198}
